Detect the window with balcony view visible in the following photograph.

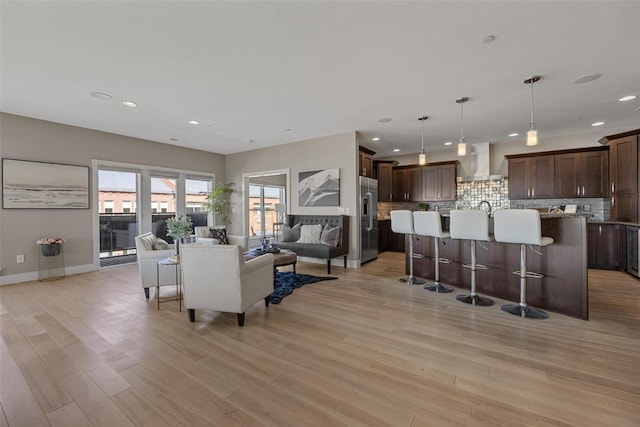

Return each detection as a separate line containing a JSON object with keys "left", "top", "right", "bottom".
{"left": 249, "top": 184, "right": 284, "bottom": 237}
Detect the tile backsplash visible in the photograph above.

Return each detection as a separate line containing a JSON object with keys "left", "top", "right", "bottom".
{"left": 377, "top": 177, "right": 609, "bottom": 221}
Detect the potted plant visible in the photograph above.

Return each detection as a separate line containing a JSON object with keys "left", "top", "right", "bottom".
{"left": 204, "top": 182, "right": 236, "bottom": 228}
{"left": 166, "top": 215, "right": 193, "bottom": 256}
{"left": 416, "top": 202, "right": 430, "bottom": 211}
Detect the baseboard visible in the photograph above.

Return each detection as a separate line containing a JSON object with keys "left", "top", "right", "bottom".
{"left": 0, "top": 263, "right": 97, "bottom": 286}
{"left": 294, "top": 256, "right": 358, "bottom": 270}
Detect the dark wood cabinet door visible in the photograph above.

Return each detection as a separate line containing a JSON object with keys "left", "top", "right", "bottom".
{"left": 359, "top": 152, "right": 374, "bottom": 178}
{"left": 409, "top": 167, "right": 423, "bottom": 201}
{"left": 508, "top": 157, "right": 530, "bottom": 199}
{"left": 392, "top": 169, "right": 408, "bottom": 201}
{"left": 610, "top": 135, "right": 638, "bottom": 222}
{"left": 439, "top": 163, "right": 457, "bottom": 201}
{"left": 555, "top": 153, "right": 580, "bottom": 198}
{"left": 421, "top": 166, "right": 438, "bottom": 201}
{"left": 377, "top": 163, "right": 393, "bottom": 202}
{"left": 378, "top": 219, "right": 389, "bottom": 252}
{"left": 581, "top": 150, "right": 609, "bottom": 198}
{"left": 530, "top": 155, "right": 555, "bottom": 198}
{"left": 588, "top": 223, "right": 627, "bottom": 270}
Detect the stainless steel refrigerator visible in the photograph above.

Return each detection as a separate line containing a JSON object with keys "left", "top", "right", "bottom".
{"left": 360, "top": 176, "right": 379, "bottom": 264}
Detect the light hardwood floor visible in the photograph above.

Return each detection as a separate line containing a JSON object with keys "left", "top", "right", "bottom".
{"left": 1, "top": 252, "right": 639, "bottom": 427}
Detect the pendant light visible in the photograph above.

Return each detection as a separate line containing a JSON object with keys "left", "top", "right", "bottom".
{"left": 418, "top": 115, "right": 428, "bottom": 165}
{"left": 456, "top": 97, "right": 469, "bottom": 156}
{"left": 524, "top": 75, "right": 541, "bottom": 146}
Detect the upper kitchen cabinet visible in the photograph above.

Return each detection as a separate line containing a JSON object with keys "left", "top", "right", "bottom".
{"left": 554, "top": 147, "right": 609, "bottom": 198}
{"left": 359, "top": 146, "right": 375, "bottom": 178}
{"left": 609, "top": 134, "right": 639, "bottom": 223}
{"left": 422, "top": 161, "right": 458, "bottom": 201}
{"left": 375, "top": 160, "right": 395, "bottom": 202}
{"left": 392, "top": 166, "right": 422, "bottom": 202}
{"left": 507, "top": 154, "right": 555, "bottom": 199}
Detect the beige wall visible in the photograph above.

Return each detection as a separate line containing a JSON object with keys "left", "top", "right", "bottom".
{"left": 377, "top": 129, "right": 608, "bottom": 176}
{"left": 0, "top": 113, "right": 225, "bottom": 283}
{"left": 225, "top": 131, "right": 360, "bottom": 266}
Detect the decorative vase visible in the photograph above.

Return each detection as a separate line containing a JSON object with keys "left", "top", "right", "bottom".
{"left": 41, "top": 243, "right": 61, "bottom": 257}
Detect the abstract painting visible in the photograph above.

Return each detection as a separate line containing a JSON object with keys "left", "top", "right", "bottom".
{"left": 298, "top": 168, "right": 339, "bottom": 207}
{"left": 2, "top": 158, "right": 90, "bottom": 209}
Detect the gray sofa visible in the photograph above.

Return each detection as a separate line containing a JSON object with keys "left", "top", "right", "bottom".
{"left": 273, "top": 215, "right": 349, "bottom": 274}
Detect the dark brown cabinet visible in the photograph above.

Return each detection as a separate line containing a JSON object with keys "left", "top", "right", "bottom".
{"left": 392, "top": 167, "right": 422, "bottom": 202}
{"left": 587, "top": 223, "right": 626, "bottom": 270}
{"left": 609, "top": 135, "right": 638, "bottom": 223}
{"left": 378, "top": 219, "right": 390, "bottom": 252}
{"left": 555, "top": 148, "right": 609, "bottom": 198}
{"left": 422, "top": 162, "right": 457, "bottom": 201}
{"left": 359, "top": 146, "right": 375, "bottom": 178}
{"left": 507, "top": 154, "right": 555, "bottom": 199}
{"left": 376, "top": 162, "right": 394, "bottom": 202}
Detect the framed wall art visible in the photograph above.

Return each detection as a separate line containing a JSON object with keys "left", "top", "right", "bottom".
{"left": 298, "top": 168, "right": 340, "bottom": 207}
{"left": 2, "top": 158, "right": 90, "bottom": 209}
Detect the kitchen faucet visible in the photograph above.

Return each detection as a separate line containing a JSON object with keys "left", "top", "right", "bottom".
{"left": 478, "top": 200, "right": 492, "bottom": 214}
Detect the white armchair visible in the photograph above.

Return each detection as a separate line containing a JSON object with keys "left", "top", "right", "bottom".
{"left": 194, "top": 226, "right": 248, "bottom": 251}
{"left": 134, "top": 232, "right": 176, "bottom": 300}
{"left": 180, "top": 243, "right": 274, "bottom": 326}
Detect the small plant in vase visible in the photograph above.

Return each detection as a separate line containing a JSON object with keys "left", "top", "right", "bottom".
{"left": 416, "top": 202, "right": 430, "bottom": 211}
{"left": 37, "top": 237, "right": 66, "bottom": 256}
{"left": 166, "top": 216, "right": 193, "bottom": 257}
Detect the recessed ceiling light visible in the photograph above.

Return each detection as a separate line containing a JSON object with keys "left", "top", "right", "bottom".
{"left": 284, "top": 128, "right": 291, "bottom": 132}
{"left": 378, "top": 117, "right": 392, "bottom": 123}
{"left": 372, "top": 137, "right": 380, "bottom": 141}
{"left": 122, "top": 101, "right": 137, "bottom": 108}
{"left": 573, "top": 73, "right": 602, "bottom": 84}
{"left": 619, "top": 95, "right": 637, "bottom": 102}
{"left": 188, "top": 120, "right": 200, "bottom": 125}
{"left": 169, "top": 138, "right": 179, "bottom": 141}
{"left": 444, "top": 141, "right": 453, "bottom": 146}
{"left": 592, "top": 121, "right": 605, "bottom": 127}
{"left": 393, "top": 148, "right": 400, "bottom": 152}
{"left": 483, "top": 35, "right": 496, "bottom": 43}
{"left": 90, "top": 91, "right": 112, "bottom": 100}
{"left": 509, "top": 133, "right": 519, "bottom": 137}
{"left": 247, "top": 139, "right": 255, "bottom": 144}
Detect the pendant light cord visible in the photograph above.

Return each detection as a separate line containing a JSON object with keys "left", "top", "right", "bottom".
{"left": 460, "top": 101, "right": 465, "bottom": 143}
{"left": 421, "top": 118, "right": 425, "bottom": 153}
{"left": 530, "top": 78, "right": 535, "bottom": 129}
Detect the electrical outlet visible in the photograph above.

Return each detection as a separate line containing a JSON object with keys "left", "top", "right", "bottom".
{"left": 583, "top": 204, "right": 591, "bottom": 212}
{"left": 16, "top": 254, "right": 25, "bottom": 263}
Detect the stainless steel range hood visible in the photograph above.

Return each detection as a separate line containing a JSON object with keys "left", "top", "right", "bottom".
{"left": 456, "top": 142, "right": 504, "bottom": 182}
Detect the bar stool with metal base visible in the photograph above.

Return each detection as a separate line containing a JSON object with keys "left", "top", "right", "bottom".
{"left": 390, "top": 210, "right": 425, "bottom": 285}
{"left": 449, "top": 209, "right": 494, "bottom": 306}
{"left": 493, "top": 209, "right": 554, "bottom": 319}
{"left": 413, "top": 211, "right": 453, "bottom": 293}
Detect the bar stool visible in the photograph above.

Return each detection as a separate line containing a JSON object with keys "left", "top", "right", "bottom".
{"left": 493, "top": 209, "right": 554, "bottom": 319}
{"left": 413, "top": 211, "right": 453, "bottom": 293}
{"left": 449, "top": 209, "right": 494, "bottom": 306}
{"left": 390, "top": 210, "right": 425, "bottom": 285}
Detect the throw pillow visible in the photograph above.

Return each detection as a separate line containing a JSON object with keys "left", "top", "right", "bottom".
{"left": 139, "top": 233, "right": 157, "bottom": 251}
{"left": 209, "top": 227, "right": 229, "bottom": 244}
{"left": 320, "top": 223, "right": 341, "bottom": 247}
{"left": 282, "top": 223, "right": 301, "bottom": 242}
{"left": 152, "top": 238, "right": 170, "bottom": 250}
{"left": 297, "top": 224, "right": 322, "bottom": 244}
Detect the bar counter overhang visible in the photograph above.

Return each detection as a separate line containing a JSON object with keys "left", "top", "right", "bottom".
{"left": 406, "top": 214, "right": 588, "bottom": 319}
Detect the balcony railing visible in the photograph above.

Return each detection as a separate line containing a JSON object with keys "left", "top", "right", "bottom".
{"left": 99, "top": 212, "right": 208, "bottom": 255}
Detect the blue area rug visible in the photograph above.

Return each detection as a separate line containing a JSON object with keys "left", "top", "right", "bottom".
{"left": 270, "top": 271, "right": 338, "bottom": 304}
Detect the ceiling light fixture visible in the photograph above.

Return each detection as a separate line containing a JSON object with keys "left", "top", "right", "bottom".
{"left": 619, "top": 95, "right": 637, "bottom": 102}
{"left": 444, "top": 141, "right": 453, "bottom": 146}
{"left": 509, "top": 133, "right": 519, "bottom": 137}
{"left": 91, "top": 91, "right": 112, "bottom": 100}
{"left": 393, "top": 148, "right": 400, "bottom": 152}
{"left": 592, "top": 121, "right": 605, "bottom": 127}
{"left": 372, "top": 137, "right": 380, "bottom": 141}
{"left": 573, "top": 73, "right": 602, "bottom": 84}
{"left": 378, "top": 117, "right": 392, "bottom": 123}
{"left": 122, "top": 101, "right": 137, "bottom": 108}
{"left": 456, "top": 97, "right": 469, "bottom": 156}
{"left": 418, "top": 116, "right": 428, "bottom": 165}
{"left": 188, "top": 120, "right": 200, "bottom": 125}
{"left": 524, "top": 76, "right": 541, "bottom": 146}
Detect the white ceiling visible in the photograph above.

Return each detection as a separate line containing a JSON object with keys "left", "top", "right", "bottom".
{"left": 1, "top": 1, "right": 639, "bottom": 158}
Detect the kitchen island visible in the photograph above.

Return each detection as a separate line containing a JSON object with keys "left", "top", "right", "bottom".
{"left": 406, "top": 214, "right": 588, "bottom": 319}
